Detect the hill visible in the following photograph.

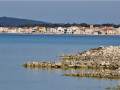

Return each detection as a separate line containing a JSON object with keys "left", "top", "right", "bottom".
{"left": 0, "top": 16, "right": 50, "bottom": 27}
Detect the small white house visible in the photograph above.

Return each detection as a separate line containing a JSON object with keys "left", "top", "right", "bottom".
{"left": 64, "top": 28, "right": 73, "bottom": 34}
{"left": 115, "top": 27, "right": 120, "bottom": 35}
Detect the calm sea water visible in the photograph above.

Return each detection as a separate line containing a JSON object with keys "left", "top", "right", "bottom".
{"left": 0, "top": 34, "right": 120, "bottom": 90}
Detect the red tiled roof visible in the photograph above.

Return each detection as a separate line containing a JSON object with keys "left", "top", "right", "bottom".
{"left": 7, "top": 27, "right": 15, "bottom": 30}
{"left": 99, "top": 26, "right": 108, "bottom": 29}
{"left": 22, "top": 27, "right": 29, "bottom": 29}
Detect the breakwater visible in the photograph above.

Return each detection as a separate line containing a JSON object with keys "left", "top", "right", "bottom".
{"left": 23, "top": 46, "right": 120, "bottom": 79}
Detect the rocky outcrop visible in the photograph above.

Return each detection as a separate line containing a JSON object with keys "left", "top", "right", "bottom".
{"left": 23, "top": 46, "right": 120, "bottom": 79}
{"left": 23, "top": 61, "right": 90, "bottom": 69}
{"left": 61, "top": 46, "right": 120, "bottom": 69}
{"left": 63, "top": 68, "right": 120, "bottom": 79}
{"left": 23, "top": 46, "right": 120, "bottom": 70}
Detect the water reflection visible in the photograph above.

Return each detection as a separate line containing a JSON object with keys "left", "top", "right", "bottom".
{"left": 25, "top": 66, "right": 120, "bottom": 90}
{"left": 24, "top": 66, "right": 91, "bottom": 73}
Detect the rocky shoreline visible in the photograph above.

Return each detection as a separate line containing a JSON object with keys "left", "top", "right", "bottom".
{"left": 63, "top": 69, "right": 120, "bottom": 79}
{"left": 23, "top": 46, "right": 120, "bottom": 79}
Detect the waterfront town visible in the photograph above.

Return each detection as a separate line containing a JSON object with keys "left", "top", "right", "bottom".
{"left": 0, "top": 25, "right": 120, "bottom": 35}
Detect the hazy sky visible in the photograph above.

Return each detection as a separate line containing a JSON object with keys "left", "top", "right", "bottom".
{"left": 0, "top": 1, "right": 120, "bottom": 24}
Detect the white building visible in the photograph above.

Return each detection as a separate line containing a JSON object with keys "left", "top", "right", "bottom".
{"left": 8, "top": 28, "right": 17, "bottom": 33}
{"left": 115, "top": 27, "right": 120, "bottom": 35}
{"left": 0, "top": 27, "right": 4, "bottom": 32}
{"left": 2, "top": 27, "right": 9, "bottom": 33}
{"left": 64, "top": 28, "right": 73, "bottom": 34}
{"left": 84, "top": 29, "right": 93, "bottom": 35}
{"left": 17, "top": 28, "right": 25, "bottom": 33}
{"left": 57, "top": 27, "right": 64, "bottom": 34}
{"left": 73, "top": 29, "right": 81, "bottom": 34}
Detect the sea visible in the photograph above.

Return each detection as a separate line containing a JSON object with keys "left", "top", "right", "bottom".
{"left": 0, "top": 34, "right": 120, "bottom": 90}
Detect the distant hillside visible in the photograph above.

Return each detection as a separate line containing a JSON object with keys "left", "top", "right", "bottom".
{"left": 0, "top": 16, "right": 50, "bottom": 27}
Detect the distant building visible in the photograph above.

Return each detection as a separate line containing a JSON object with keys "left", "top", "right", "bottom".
{"left": 0, "top": 27, "right": 4, "bottom": 32}
{"left": 90, "top": 24, "right": 94, "bottom": 29}
{"left": 37, "top": 26, "right": 46, "bottom": 33}
{"left": 115, "top": 27, "right": 120, "bottom": 35}
{"left": 7, "top": 27, "right": 17, "bottom": 33}
{"left": 92, "top": 31, "right": 99, "bottom": 35}
{"left": 84, "top": 29, "right": 93, "bottom": 35}
{"left": 56, "top": 27, "right": 64, "bottom": 34}
{"left": 0, "top": 25, "right": 119, "bottom": 35}
{"left": 73, "top": 29, "right": 81, "bottom": 34}
{"left": 106, "top": 27, "right": 115, "bottom": 35}
{"left": 64, "top": 28, "right": 73, "bottom": 34}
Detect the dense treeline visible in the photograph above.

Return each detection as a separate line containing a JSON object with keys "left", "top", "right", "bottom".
{"left": 0, "top": 24, "right": 3, "bottom": 27}
{"left": 18, "top": 23, "right": 90, "bottom": 28}
{"left": 94, "top": 24, "right": 120, "bottom": 28}
{"left": 0, "top": 23, "right": 120, "bottom": 28}
{"left": 18, "top": 23, "right": 120, "bottom": 28}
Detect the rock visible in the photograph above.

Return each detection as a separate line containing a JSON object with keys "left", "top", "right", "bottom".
{"left": 63, "top": 69, "right": 120, "bottom": 79}
{"left": 23, "top": 46, "right": 120, "bottom": 79}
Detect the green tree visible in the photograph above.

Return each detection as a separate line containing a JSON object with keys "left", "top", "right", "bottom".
{"left": 0, "top": 24, "right": 3, "bottom": 27}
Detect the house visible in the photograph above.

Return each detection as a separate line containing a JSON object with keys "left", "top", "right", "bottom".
{"left": 37, "top": 26, "right": 46, "bottom": 34}
{"left": 17, "top": 28, "right": 24, "bottom": 33}
{"left": 106, "top": 27, "right": 115, "bottom": 35}
{"left": 70, "top": 26, "right": 78, "bottom": 31}
{"left": 56, "top": 27, "right": 64, "bottom": 34}
{"left": 99, "top": 29, "right": 107, "bottom": 35}
{"left": 92, "top": 27, "right": 101, "bottom": 35}
{"left": 115, "top": 27, "right": 120, "bottom": 35}
{"left": 99, "top": 26, "right": 108, "bottom": 35}
{"left": 52, "top": 27, "right": 58, "bottom": 34}
{"left": 99, "top": 26, "right": 108, "bottom": 29}
{"left": 84, "top": 28, "right": 93, "bottom": 35}
{"left": 73, "top": 29, "right": 81, "bottom": 34}
{"left": 21, "top": 27, "right": 30, "bottom": 33}
{"left": 0, "top": 27, "right": 4, "bottom": 32}
{"left": 71, "top": 26, "right": 80, "bottom": 34}
{"left": 46, "top": 27, "right": 53, "bottom": 34}
{"left": 92, "top": 31, "right": 99, "bottom": 35}
{"left": 1, "top": 27, "right": 9, "bottom": 33}
{"left": 64, "top": 28, "right": 73, "bottom": 34}
{"left": 90, "top": 24, "right": 94, "bottom": 29}
{"left": 107, "top": 29, "right": 115, "bottom": 35}
{"left": 7, "top": 27, "right": 17, "bottom": 33}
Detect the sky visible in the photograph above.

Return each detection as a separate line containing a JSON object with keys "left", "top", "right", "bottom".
{"left": 0, "top": 1, "right": 120, "bottom": 24}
